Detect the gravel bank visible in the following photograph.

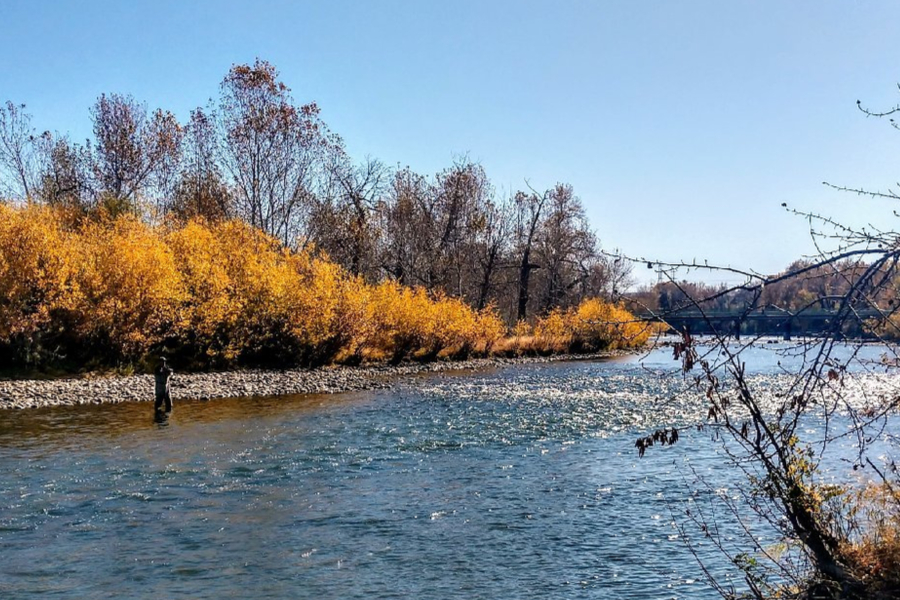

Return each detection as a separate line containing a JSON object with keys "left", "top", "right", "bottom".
{"left": 0, "top": 352, "right": 625, "bottom": 410}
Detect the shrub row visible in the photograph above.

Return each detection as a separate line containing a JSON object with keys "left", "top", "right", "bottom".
{"left": 0, "top": 204, "right": 649, "bottom": 372}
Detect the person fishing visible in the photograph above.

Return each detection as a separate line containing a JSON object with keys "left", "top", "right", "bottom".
{"left": 154, "top": 356, "right": 174, "bottom": 413}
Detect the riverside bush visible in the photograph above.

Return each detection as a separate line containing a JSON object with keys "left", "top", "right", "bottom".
{"left": 0, "top": 203, "right": 82, "bottom": 365}
{"left": 364, "top": 282, "right": 506, "bottom": 363}
{"left": 531, "top": 298, "right": 654, "bottom": 354}
{"left": 0, "top": 204, "right": 648, "bottom": 372}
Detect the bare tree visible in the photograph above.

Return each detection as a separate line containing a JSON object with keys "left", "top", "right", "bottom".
{"left": 311, "top": 156, "right": 387, "bottom": 277}
{"left": 172, "top": 107, "right": 231, "bottom": 222}
{"left": 513, "top": 187, "right": 548, "bottom": 321}
{"left": 472, "top": 193, "right": 514, "bottom": 310}
{"left": 218, "top": 59, "right": 342, "bottom": 245}
{"left": 374, "top": 160, "right": 496, "bottom": 298}
{"left": 430, "top": 160, "right": 494, "bottom": 298}
{"left": 35, "top": 133, "right": 95, "bottom": 212}
{"left": 0, "top": 101, "right": 41, "bottom": 200}
{"left": 533, "top": 183, "right": 599, "bottom": 312}
{"left": 147, "top": 108, "right": 184, "bottom": 217}
{"left": 629, "top": 92, "right": 900, "bottom": 599}
{"left": 596, "top": 251, "right": 635, "bottom": 300}
{"left": 90, "top": 93, "right": 182, "bottom": 214}
{"left": 378, "top": 166, "right": 431, "bottom": 284}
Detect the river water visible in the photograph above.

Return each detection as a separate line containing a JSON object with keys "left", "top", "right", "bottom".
{"left": 1, "top": 342, "right": 897, "bottom": 599}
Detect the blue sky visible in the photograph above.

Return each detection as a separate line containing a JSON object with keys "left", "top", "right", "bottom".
{"left": 2, "top": 0, "right": 900, "bottom": 284}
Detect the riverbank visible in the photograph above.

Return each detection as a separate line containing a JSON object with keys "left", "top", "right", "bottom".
{"left": 0, "top": 352, "right": 629, "bottom": 410}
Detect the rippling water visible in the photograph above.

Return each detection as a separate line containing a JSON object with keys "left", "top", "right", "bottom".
{"left": 1, "top": 342, "right": 897, "bottom": 599}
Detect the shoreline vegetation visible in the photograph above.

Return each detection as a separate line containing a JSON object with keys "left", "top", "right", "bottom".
{"left": 0, "top": 60, "right": 655, "bottom": 408}
{"left": 0, "top": 204, "right": 654, "bottom": 409}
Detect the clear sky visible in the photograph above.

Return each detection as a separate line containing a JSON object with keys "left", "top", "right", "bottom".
{"left": 3, "top": 0, "right": 900, "bottom": 285}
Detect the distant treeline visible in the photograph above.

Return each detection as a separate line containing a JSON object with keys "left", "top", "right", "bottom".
{"left": 0, "top": 59, "right": 631, "bottom": 326}
{"left": 628, "top": 258, "right": 897, "bottom": 317}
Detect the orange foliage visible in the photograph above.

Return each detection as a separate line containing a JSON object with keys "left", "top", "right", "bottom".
{"left": 532, "top": 298, "right": 653, "bottom": 354}
{"left": 362, "top": 282, "right": 505, "bottom": 362}
{"left": 837, "top": 485, "right": 900, "bottom": 597}
{"left": 0, "top": 204, "right": 517, "bottom": 370}
{"left": 0, "top": 205, "right": 649, "bottom": 371}
{"left": 75, "top": 215, "right": 184, "bottom": 359}
{"left": 0, "top": 204, "right": 81, "bottom": 362}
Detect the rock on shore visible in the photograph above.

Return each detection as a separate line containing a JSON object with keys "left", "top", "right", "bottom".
{"left": 0, "top": 353, "right": 621, "bottom": 410}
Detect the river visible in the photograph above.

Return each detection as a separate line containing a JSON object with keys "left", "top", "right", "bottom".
{"left": 1, "top": 342, "right": 896, "bottom": 599}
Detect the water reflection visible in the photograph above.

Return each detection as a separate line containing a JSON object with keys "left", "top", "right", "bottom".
{"left": 0, "top": 390, "right": 379, "bottom": 450}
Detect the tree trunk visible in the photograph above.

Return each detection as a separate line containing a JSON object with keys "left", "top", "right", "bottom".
{"left": 518, "top": 248, "right": 533, "bottom": 321}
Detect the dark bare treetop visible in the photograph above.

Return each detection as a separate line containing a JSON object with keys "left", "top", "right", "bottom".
{"left": 309, "top": 156, "right": 387, "bottom": 278}
{"left": 35, "top": 133, "right": 95, "bottom": 213}
{"left": 0, "top": 101, "right": 41, "bottom": 200}
{"left": 534, "top": 183, "right": 599, "bottom": 313}
{"left": 90, "top": 93, "right": 182, "bottom": 215}
{"left": 172, "top": 107, "right": 231, "bottom": 222}
{"left": 514, "top": 186, "right": 548, "bottom": 321}
{"left": 218, "top": 58, "right": 343, "bottom": 245}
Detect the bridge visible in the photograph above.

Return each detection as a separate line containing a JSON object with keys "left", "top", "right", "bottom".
{"left": 638, "top": 307, "right": 884, "bottom": 339}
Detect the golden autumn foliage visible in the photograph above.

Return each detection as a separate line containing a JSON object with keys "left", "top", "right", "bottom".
{"left": 0, "top": 204, "right": 649, "bottom": 371}
{"left": 363, "top": 282, "right": 506, "bottom": 362}
{"left": 530, "top": 298, "right": 655, "bottom": 354}
{"left": 78, "top": 216, "right": 185, "bottom": 358}
{"left": 0, "top": 204, "right": 81, "bottom": 358}
{"left": 492, "top": 299, "right": 655, "bottom": 356}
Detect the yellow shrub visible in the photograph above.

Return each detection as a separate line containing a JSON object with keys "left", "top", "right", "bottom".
{"left": 358, "top": 282, "right": 503, "bottom": 362}
{"left": 473, "top": 309, "right": 506, "bottom": 354}
{"left": 73, "top": 214, "right": 184, "bottom": 359}
{"left": 533, "top": 298, "right": 651, "bottom": 353}
{"left": 331, "top": 274, "right": 377, "bottom": 362}
{"left": 166, "top": 220, "right": 242, "bottom": 361}
{"left": 284, "top": 251, "right": 350, "bottom": 361}
{"left": 0, "top": 204, "right": 81, "bottom": 354}
{"left": 572, "top": 298, "right": 652, "bottom": 350}
{"left": 534, "top": 309, "right": 573, "bottom": 353}
{"left": 168, "top": 219, "right": 348, "bottom": 365}
{"left": 364, "top": 282, "right": 435, "bottom": 361}
{"left": 835, "top": 484, "right": 900, "bottom": 596}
